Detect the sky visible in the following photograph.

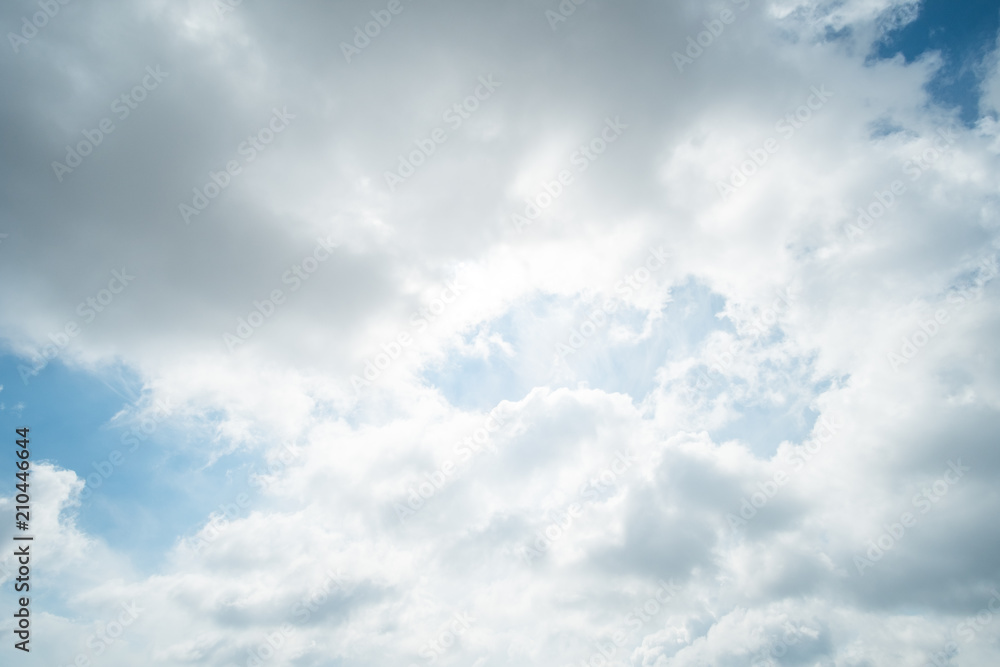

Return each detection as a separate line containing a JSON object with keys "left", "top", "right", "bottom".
{"left": 1, "top": 0, "right": 999, "bottom": 665}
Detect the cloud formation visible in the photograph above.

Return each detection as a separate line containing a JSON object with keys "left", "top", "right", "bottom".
{"left": 1, "top": 0, "right": 999, "bottom": 665}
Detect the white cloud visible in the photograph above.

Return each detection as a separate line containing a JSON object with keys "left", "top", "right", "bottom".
{"left": 1, "top": 0, "right": 1000, "bottom": 665}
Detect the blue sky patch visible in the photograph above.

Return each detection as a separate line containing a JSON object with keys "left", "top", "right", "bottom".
{"left": 874, "top": 0, "right": 1000, "bottom": 124}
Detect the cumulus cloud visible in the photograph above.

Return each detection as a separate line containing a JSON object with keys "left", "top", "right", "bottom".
{"left": 1, "top": 0, "right": 999, "bottom": 665}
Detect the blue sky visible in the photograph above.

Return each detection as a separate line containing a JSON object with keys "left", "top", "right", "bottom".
{"left": 876, "top": 0, "right": 1000, "bottom": 123}
{"left": 1, "top": 1, "right": 1000, "bottom": 665}
{"left": 0, "top": 354, "right": 256, "bottom": 574}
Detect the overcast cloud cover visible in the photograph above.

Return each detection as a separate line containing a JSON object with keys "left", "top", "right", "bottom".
{"left": 1, "top": 0, "right": 999, "bottom": 665}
